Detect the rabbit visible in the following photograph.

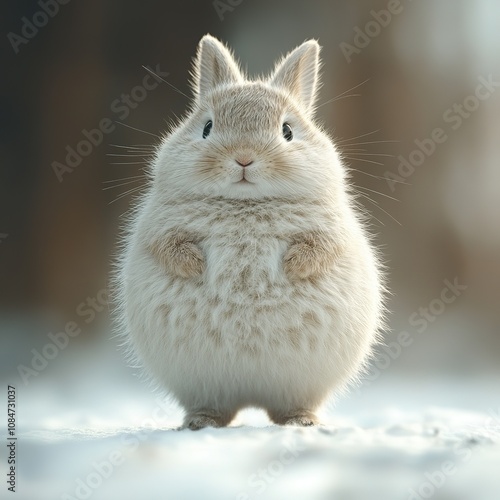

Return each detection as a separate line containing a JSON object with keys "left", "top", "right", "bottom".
{"left": 115, "top": 34, "right": 385, "bottom": 430}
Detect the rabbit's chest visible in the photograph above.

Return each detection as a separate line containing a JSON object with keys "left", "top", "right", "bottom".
{"left": 200, "top": 226, "right": 289, "bottom": 302}
{"left": 176, "top": 200, "right": 311, "bottom": 299}
{"left": 166, "top": 199, "right": 332, "bottom": 312}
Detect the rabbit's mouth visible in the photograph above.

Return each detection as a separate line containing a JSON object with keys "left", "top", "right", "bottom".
{"left": 234, "top": 170, "right": 254, "bottom": 184}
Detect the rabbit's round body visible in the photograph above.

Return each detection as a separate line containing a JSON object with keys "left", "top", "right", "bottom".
{"left": 117, "top": 36, "right": 384, "bottom": 429}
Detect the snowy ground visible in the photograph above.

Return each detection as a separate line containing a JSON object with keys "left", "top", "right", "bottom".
{"left": 3, "top": 335, "right": 500, "bottom": 500}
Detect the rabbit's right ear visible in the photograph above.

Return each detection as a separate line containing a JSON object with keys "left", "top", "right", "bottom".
{"left": 269, "top": 40, "right": 320, "bottom": 116}
{"left": 191, "top": 35, "right": 243, "bottom": 99}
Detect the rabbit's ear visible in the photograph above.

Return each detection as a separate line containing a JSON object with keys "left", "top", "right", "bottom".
{"left": 192, "top": 34, "right": 243, "bottom": 98}
{"left": 270, "top": 40, "right": 321, "bottom": 115}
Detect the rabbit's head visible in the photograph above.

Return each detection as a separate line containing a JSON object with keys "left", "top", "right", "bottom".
{"left": 153, "top": 35, "right": 345, "bottom": 201}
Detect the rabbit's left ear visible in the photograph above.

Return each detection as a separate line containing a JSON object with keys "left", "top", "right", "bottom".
{"left": 192, "top": 34, "right": 243, "bottom": 99}
{"left": 270, "top": 40, "right": 321, "bottom": 115}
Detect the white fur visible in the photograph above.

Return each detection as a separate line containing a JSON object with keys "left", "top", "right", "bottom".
{"left": 115, "top": 35, "right": 385, "bottom": 427}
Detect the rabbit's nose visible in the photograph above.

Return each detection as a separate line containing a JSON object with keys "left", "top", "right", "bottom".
{"left": 236, "top": 158, "right": 254, "bottom": 167}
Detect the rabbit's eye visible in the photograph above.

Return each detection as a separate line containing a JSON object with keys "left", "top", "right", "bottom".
{"left": 282, "top": 123, "right": 293, "bottom": 141}
{"left": 202, "top": 120, "right": 213, "bottom": 139}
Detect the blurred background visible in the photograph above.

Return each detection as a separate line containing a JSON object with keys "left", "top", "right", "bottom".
{"left": 1, "top": 0, "right": 500, "bottom": 420}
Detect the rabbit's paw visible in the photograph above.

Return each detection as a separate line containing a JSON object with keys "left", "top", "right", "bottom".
{"left": 182, "top": 409, "right": 233, "bottom": 430}
{"left": 172, "top": 242, "right": 205, "bottom": 278}
{"left": 149, "top": 232, "right": 205, "bottom": 279}
{"left": 284, "top": 242, "right": 317, "bottom": 279}
{"left": 268, "top": 409, "right": 319, "bottom": 427}
{"left": 284, "top": 232, "right": 340, "bottom": 280}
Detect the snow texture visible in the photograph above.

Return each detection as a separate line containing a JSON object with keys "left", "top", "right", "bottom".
{"left": 3, "top": 339, "right": 500, "bottom": 500}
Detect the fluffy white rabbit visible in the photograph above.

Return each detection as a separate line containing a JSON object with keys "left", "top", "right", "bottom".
{"left": 116, "top": 34, "right": 385, "bottom": 429}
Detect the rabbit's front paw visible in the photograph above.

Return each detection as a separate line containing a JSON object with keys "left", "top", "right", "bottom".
{"left": 174, "top": 242, "right": 205, "bottom": 278}
{"left": 284, "top": 232, "right": 340, "bottom": 280}
{"left": 284, "top": 242, "right": 320, "bottom": 280}
{"left": 149, "top": 232, "right": 205, "bottom": 279}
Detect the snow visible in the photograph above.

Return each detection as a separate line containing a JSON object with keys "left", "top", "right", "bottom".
{"left": 3, "top": 336, "right": 500, "bottom": 500}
